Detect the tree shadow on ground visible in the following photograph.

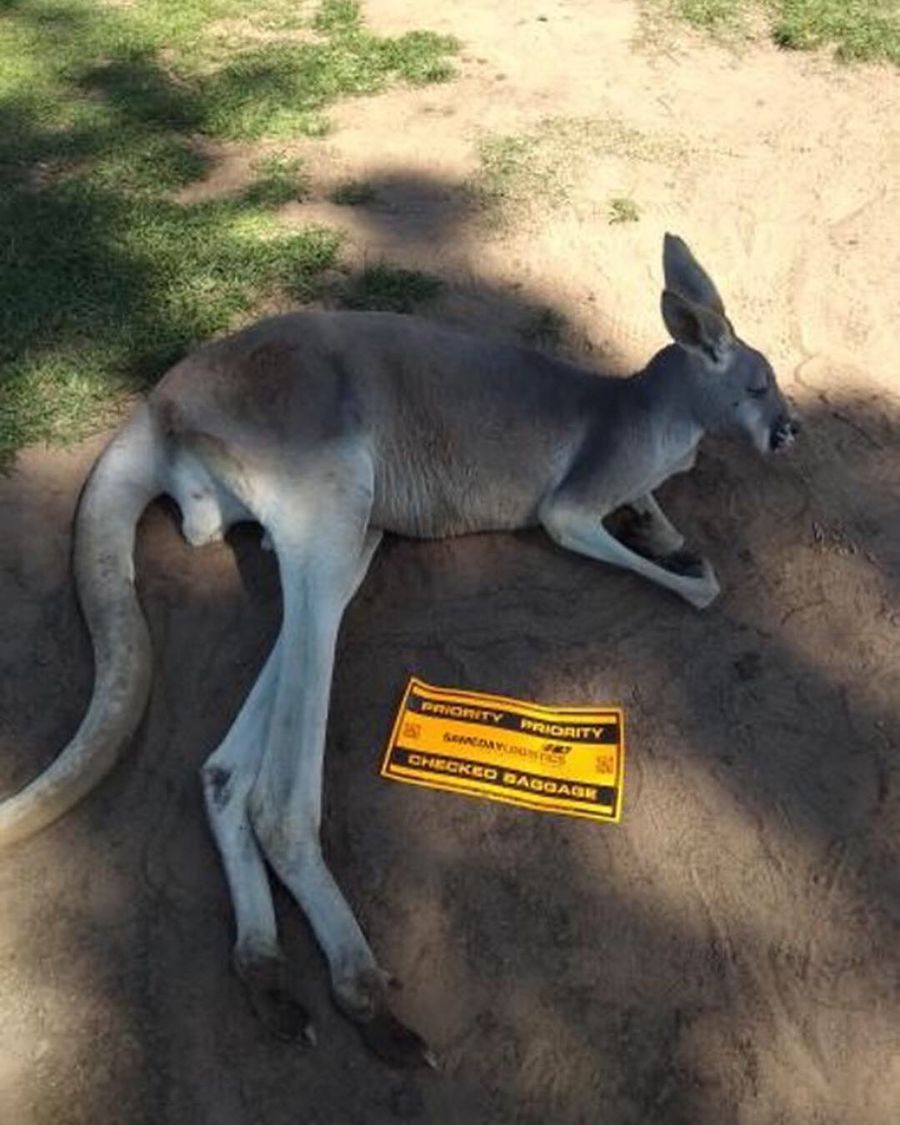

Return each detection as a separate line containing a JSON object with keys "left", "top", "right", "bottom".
{"left": 2, "top": 375, "right": 898, "bottom": 1124}
{"left": 0, "top": 0, "right": 458, "bottom": 457}
{"left": 315, "top": 389, "right": 899, "bottom": 1123}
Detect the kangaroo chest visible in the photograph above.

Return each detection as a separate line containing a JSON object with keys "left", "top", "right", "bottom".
{"left": 619, "top": 443, "right": 699, "bottom": 509}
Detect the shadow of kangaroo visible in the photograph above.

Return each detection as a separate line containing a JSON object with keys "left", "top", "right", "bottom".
{"left": 0, "top": 235, "right": 797, "bottom": 1065}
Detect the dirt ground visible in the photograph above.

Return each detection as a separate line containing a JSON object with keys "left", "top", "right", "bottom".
{"left": 2, "top": 2, "right": 899, "bottom": 1122}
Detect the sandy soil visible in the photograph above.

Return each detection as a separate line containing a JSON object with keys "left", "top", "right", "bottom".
{"left": 2, "top": 2, "right": 899, "bottom": 1122}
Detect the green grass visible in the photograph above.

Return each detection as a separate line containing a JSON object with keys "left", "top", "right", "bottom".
{"left": 469, "top": 117, "right": 679, "bottom": 224}
{"left": 0, "top": 0, "right": 458, "bottom": 460}
{"left": 470, "top": 134, "right": 558, "bottom": 214}
{"left": 773, "top": 1, "right": 900, "bottom": 64}
{"left": 608, "top": 195, "right": 641, "bottom": 223}
{"left": 521, "top": 306, "right": 567, "bottom": 350}
{"left": 0, "top": 188, "right": 343, "bottom": 455}
{"left": 242, "top": 153, "right": 310, "bottom": 205}
{"left": 314, "top": 0, "right": 365, "bottom": 35}
{"left": 651, "top": 0, "right": 900, "bottom": 64}
{"left": 670, "top": 0, "right": 745, "bottom": 34}
{"left": 340, "top": 265, "right": 443, "bottom": 313}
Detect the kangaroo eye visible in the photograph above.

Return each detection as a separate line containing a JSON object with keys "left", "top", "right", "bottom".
{"left": 747, "top": 385, "right": 768, "bottom": 399}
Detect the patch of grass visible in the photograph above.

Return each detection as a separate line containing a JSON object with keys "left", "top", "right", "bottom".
{"left": 242, "top": 152, "right": 309, "bottom": 205}
{"left": 608, "top": 195, "right": 641, "bottom": 223}
{"left": 638, "top": 0, "right": 750, "bottom": 45}
{"left": 196, "top": 26, "right": 458, "bottom": 140}
{"left": 0, "top": 0, "right": 458, "bottom": 460}
{"left": 469, "top": 116, "right": 680, "bottom": 223}
{"left": 648, "top": 0, "right": 900, "bottom": 64}
{"left": 313, "top": 0, "right": 363, "bottom": 35}
{"left": 90, "top": 136, "right": 210, "bottom": 196}
{"left": 330, "top": 178, "right": 378, "bottom": 205}
{"left": 674, "top": 0, "right": 744, "bottom": 33}
{"left": 521, "top": 306, "right": 567, "bottom": 350}
{"left": 0, "top": 184, "right": 342, "bottom": 458}
{"left": 772, "top": 0, "right": 900, "bottom": 65}
{"left": 470, "top": 134, "right": 556, "bottom": 214}
{"left": 341, "top": 265, "right": 443, "bottom": 313}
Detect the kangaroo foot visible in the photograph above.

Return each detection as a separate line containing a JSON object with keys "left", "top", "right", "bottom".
{"left": 335, "top": 966, "right": 436, "bottom": 1069}
{"left": 236, "top": 952, "right": 315, "bottom": 1045}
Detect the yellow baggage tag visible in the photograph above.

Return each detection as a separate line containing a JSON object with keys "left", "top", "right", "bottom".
{"left": 381, "top": 678, "right": 624, "bottom": 822}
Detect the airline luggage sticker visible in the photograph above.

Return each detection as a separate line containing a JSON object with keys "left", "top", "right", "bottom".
{"left": 381, "top": 678, "right": 624, "bottom": 823}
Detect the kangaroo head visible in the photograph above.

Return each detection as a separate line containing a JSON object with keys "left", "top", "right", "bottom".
{"left": 660, "top": 233, "right": 799, "bottom": 454}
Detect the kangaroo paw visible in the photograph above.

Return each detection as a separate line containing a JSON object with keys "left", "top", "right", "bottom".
{"left": 616, "top": 506, "right": 684, "bottom": 557}
{"left": 335, "top": 967, "right": 435, "bottom": 1069}
{"left": 357, "top": 1007, "right": 437, "bottom": 1069}
{"left": 236, "top": 953, "right": 315, "bottom": 1045}
{"left": 659, "top": 549, "right": 707, "bottom": 578}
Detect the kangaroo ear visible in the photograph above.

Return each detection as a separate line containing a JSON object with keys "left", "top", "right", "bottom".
{"left": 661, "top": 288, "right": 734, "bottom": 365}
{"left": 663, "top": 233, "right": 725, "bottom": 315}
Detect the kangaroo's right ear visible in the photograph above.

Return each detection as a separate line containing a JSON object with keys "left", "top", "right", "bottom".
{"left": 661, "top": 288, "right": 734, "bottom": 366}
{"left": 663, "top": 233, "right": 725, "bottom": 315}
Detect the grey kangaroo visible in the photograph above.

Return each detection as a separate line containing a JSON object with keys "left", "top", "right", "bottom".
{"left": 0, "top": 234, "right": 797, "bottom": 1065}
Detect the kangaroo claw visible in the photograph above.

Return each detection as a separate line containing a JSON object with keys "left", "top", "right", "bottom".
{"left": 335, "top": 966, "right": 433, "bottom": 1068}
{"left": 659, "top": 549, "right": 707, "bottom": 578}
{"left": 356, "top": 1008, "right": 438, "bottom": 1069}
{"left": 236, "top": 954, "right": 315, "bottom": 1045}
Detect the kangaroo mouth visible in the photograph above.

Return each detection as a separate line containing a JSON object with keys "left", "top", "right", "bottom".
{"left": 769, "top": 417, "right": 800, "bottom": 452}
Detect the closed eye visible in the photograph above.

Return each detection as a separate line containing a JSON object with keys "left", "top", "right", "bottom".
{"left": 747, "top": 385, "right": 768, "bottom": 399}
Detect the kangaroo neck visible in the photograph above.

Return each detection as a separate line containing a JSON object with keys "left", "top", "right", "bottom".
{"left": 626, "top": 344, "right": 706, "bottom": 449}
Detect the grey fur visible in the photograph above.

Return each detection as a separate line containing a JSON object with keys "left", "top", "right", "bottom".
{"left": 0, "top": 234, "right": 796, "bottom": 1064}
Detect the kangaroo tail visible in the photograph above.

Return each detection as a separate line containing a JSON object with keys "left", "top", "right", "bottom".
{"left": 0, "top": 403, "right": 162, "bottom": 846}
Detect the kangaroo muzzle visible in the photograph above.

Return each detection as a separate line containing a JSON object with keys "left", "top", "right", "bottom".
{"left": 769, "top": 413, "right": 800, "bottom": 452}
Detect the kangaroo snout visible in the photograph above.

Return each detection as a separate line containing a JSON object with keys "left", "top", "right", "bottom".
{"left": 769, "top": 412, "right": 800, "bottom": 452}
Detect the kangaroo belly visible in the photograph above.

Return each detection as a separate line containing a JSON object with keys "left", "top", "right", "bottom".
{"left": 371, "top": 458, "right": 545, "bottom": 538}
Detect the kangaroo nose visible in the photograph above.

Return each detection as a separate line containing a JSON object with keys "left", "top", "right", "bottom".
{"left": 769, "top": 414, "right": 799, "bottom": 452}
{"left": 784, "top": 395, "right": 801, "bottom": 436}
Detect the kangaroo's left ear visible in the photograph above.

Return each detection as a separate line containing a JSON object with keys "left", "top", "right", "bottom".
{"left": 663, "top": 233, "right": 726, "bottom": 315}
{"left": 661, "top": 288, "right": 734, "bottom": 366}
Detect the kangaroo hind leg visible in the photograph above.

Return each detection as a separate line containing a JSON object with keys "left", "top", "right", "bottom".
{"left": 201, "top": 634, "right": 315, "bottom": 1043}
{"left": 248, "top": 459, "right": 433, "bottom": 1067}
{"left": 202, "top": 516, "right": 381, "bottom": 1046}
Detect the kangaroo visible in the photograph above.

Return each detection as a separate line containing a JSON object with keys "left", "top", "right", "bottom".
{"left": 0, "top": 234, "right": 797, "bottom": 1065}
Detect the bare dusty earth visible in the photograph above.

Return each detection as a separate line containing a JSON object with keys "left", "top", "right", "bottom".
{"left": 2, "top": 2, "right": 899, "bottom": 1122}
